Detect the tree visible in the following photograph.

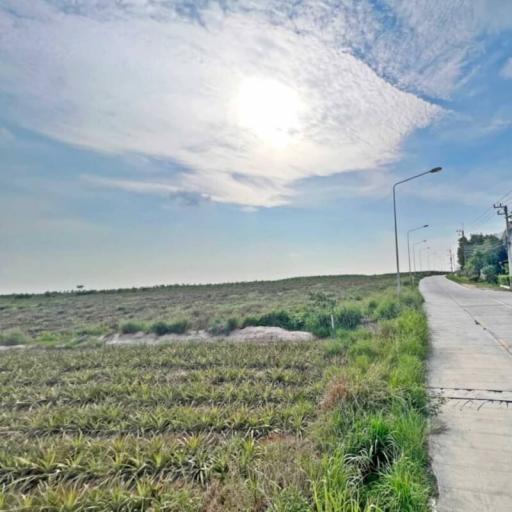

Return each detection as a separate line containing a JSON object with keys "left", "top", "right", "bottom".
{"left": 457, "top": 235, "right": 468, "bottom": 269}
{"left": 464, "top": 250, "right": 485, "bottom": 281}
{"left": 461, "top": 234, "right": 507, "bottom": 281}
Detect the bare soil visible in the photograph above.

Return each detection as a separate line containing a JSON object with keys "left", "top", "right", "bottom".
{"left": 104, "top": 326, "right": 315, "bottom": 346}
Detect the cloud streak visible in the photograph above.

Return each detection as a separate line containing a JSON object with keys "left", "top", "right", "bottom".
{"left": 4, "top": 1, "right": 508, "bottom": 206}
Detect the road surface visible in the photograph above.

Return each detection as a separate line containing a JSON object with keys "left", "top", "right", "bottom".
{"left": 420, "top": 275, "right": 512, "bottom": 511}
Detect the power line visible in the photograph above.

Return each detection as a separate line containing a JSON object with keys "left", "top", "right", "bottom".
{"left": 468, "top": 186, "right": 512, "bottom": 230}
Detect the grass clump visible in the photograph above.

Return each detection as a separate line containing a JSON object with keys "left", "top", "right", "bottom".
{"left": 207, "top": 317, "right": 240, "bottom": 336}
{"left": 373, "top": 297, "right": 401, "bottom": 320}
{"left": 335, "top": 305, "right": 363, "bottom": 329}
{"left": 119, "top": 320, "right": 147, "bottom": 334}
{"left": 0, "top": 328, "right": 30, "bottom": 346}
{"left": 149, "top": 319, "right": 189, "bottom": 335}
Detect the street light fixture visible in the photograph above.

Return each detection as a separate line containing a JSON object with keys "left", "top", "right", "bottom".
{"left": 393, "top": 167, "right": 443, "bottom": 296}
{"left": 407, "top": 225, "right": 429, "bottom": 286}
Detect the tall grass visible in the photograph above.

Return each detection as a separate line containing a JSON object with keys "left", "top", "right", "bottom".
{"left": 309, "top": 300, "right": 432, "bottom": 511}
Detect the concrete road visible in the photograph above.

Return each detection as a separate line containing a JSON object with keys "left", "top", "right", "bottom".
{"left": 420, "top": 275, "right": 512, "bottom": 512}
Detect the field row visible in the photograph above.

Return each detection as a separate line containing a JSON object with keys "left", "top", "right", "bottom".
{"left": 0, "top": 380, "right": 323, "bottom": 410}
{"left": 0, "top": 432, "right": 306, "bottom": 492}
{"left": 1, "top": 401, "right": 317, "bottom": 437}
{"left": 0, "top": 341, "right": 326, "bottom": 373}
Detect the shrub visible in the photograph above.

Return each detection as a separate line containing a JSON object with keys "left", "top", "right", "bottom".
{"left": 241, "top": 315, "right": 260, "bottom": 328}
{"left": 366, "top": 299, "right": 378, "bottom": 314}
{"left": 334, "top": 305, "right": 362, "bottom": 329}
{"left": 374, "top": 298, "right": 401, "bottom": 320}
{"left": 257, "top": 311, "right": 299, "bottom": 330}
{"left": 242, "top": 310, "right": 304, "bottom": 331}
{"left": 208, "top": 317, "right": 239, "bottom": 336}
{"left": 399, "top": 291, "right": 423, "bottom": 309}
{"left": 120, "top": 320, "right": 146, "bottom": 334}
{"left": 481, "top": 264, "right": 497, "bottom": 283}
{"left": 0, "top": 329, "right": 30, "bottom": 346}
{"left": 149, "top": 320, "right": 189, "bottom": 336}
{"left": 304, "top": 312, "right": 332, "bottom": 338}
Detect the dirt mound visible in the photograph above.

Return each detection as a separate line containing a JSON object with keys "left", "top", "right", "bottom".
{"left": 104, "top": 326, "right": 314, "bottom": 346}
{"left": 227, "top": 326, "right": 314, "bottom": 342}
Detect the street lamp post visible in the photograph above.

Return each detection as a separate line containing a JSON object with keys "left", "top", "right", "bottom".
{"left": 407, "top": 225, "right": 429, "bottom": 286}
{"left": 413, "top": 240, "right": 427, "bottom": 275}
{"left": 393, "top": 167, "right": 442, "bottom": 297}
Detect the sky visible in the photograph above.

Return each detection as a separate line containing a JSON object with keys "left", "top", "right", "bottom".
{"left": 1, "top": 0, "right": 512, "bottom": 293}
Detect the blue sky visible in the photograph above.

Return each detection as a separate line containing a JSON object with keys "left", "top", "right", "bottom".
{"left": 1, "top": 0, "right": 512, "bottom": 293}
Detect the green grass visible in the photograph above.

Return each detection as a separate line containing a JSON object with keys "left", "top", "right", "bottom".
{"left": 0, "top": 275, "right": 433, "bottom": 511}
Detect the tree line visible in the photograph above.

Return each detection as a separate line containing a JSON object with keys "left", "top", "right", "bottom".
{"left": 457, "top": 233, "right": 508, "bottom": 283}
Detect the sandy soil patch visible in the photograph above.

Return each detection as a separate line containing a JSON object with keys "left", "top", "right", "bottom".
{"left": 104, "top": 326, "right": 314, "bottom": 346}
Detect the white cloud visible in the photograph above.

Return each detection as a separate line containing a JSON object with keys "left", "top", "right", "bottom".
{"left": 0, "top": 0, "right": 445, "bottom": 206}
{"left": 501, "top": 58, "right": 512, "bottom": 79}
{"left": 0, "top": 0, "right": 446, "bottom": 206}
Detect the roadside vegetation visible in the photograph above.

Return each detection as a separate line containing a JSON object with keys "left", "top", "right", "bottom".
{"left": 455, "top": 233, "right": 509, "bottom": 287}
{"left": 0, "top": 274, "right": 433, "bottom": 511}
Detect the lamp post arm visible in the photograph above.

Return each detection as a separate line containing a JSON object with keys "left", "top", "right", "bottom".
{"left": 393, "top": 169, "right": 435, "bottom": 189}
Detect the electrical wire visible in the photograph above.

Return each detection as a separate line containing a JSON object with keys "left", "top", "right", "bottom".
{"left": 467, "top": 186, "right": 512, "bottom": 231}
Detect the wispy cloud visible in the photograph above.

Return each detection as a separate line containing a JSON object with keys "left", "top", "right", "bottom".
{"left": 1, "top": 1, "right": 509, "bottom": 207}
{"left": 501, "top": 57, "right": 512, "bottom": 79}
{"left": 360, "top": 0, "right": 512, "bottom": 98}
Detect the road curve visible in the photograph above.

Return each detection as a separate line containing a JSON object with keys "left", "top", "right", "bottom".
{"left": 420, "top": 275, "right": 512, "bottom": 512}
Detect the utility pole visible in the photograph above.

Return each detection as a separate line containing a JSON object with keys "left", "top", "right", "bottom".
{"left": 494, "top": 203, "right": 512, "bottom": 285}
{"left": 449, "top": 249, "right": 454, "bottom": 273}
{"left": 456, "top": 227, "right": 465, "bottom": 270}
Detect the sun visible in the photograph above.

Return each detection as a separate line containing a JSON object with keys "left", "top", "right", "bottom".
{"left": 236, "top": 77, "right": 302, "bottom": 147}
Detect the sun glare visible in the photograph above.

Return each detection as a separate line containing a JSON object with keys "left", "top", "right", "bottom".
{"left": 236, "top": 77, "right": 301, "bottom": 147}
